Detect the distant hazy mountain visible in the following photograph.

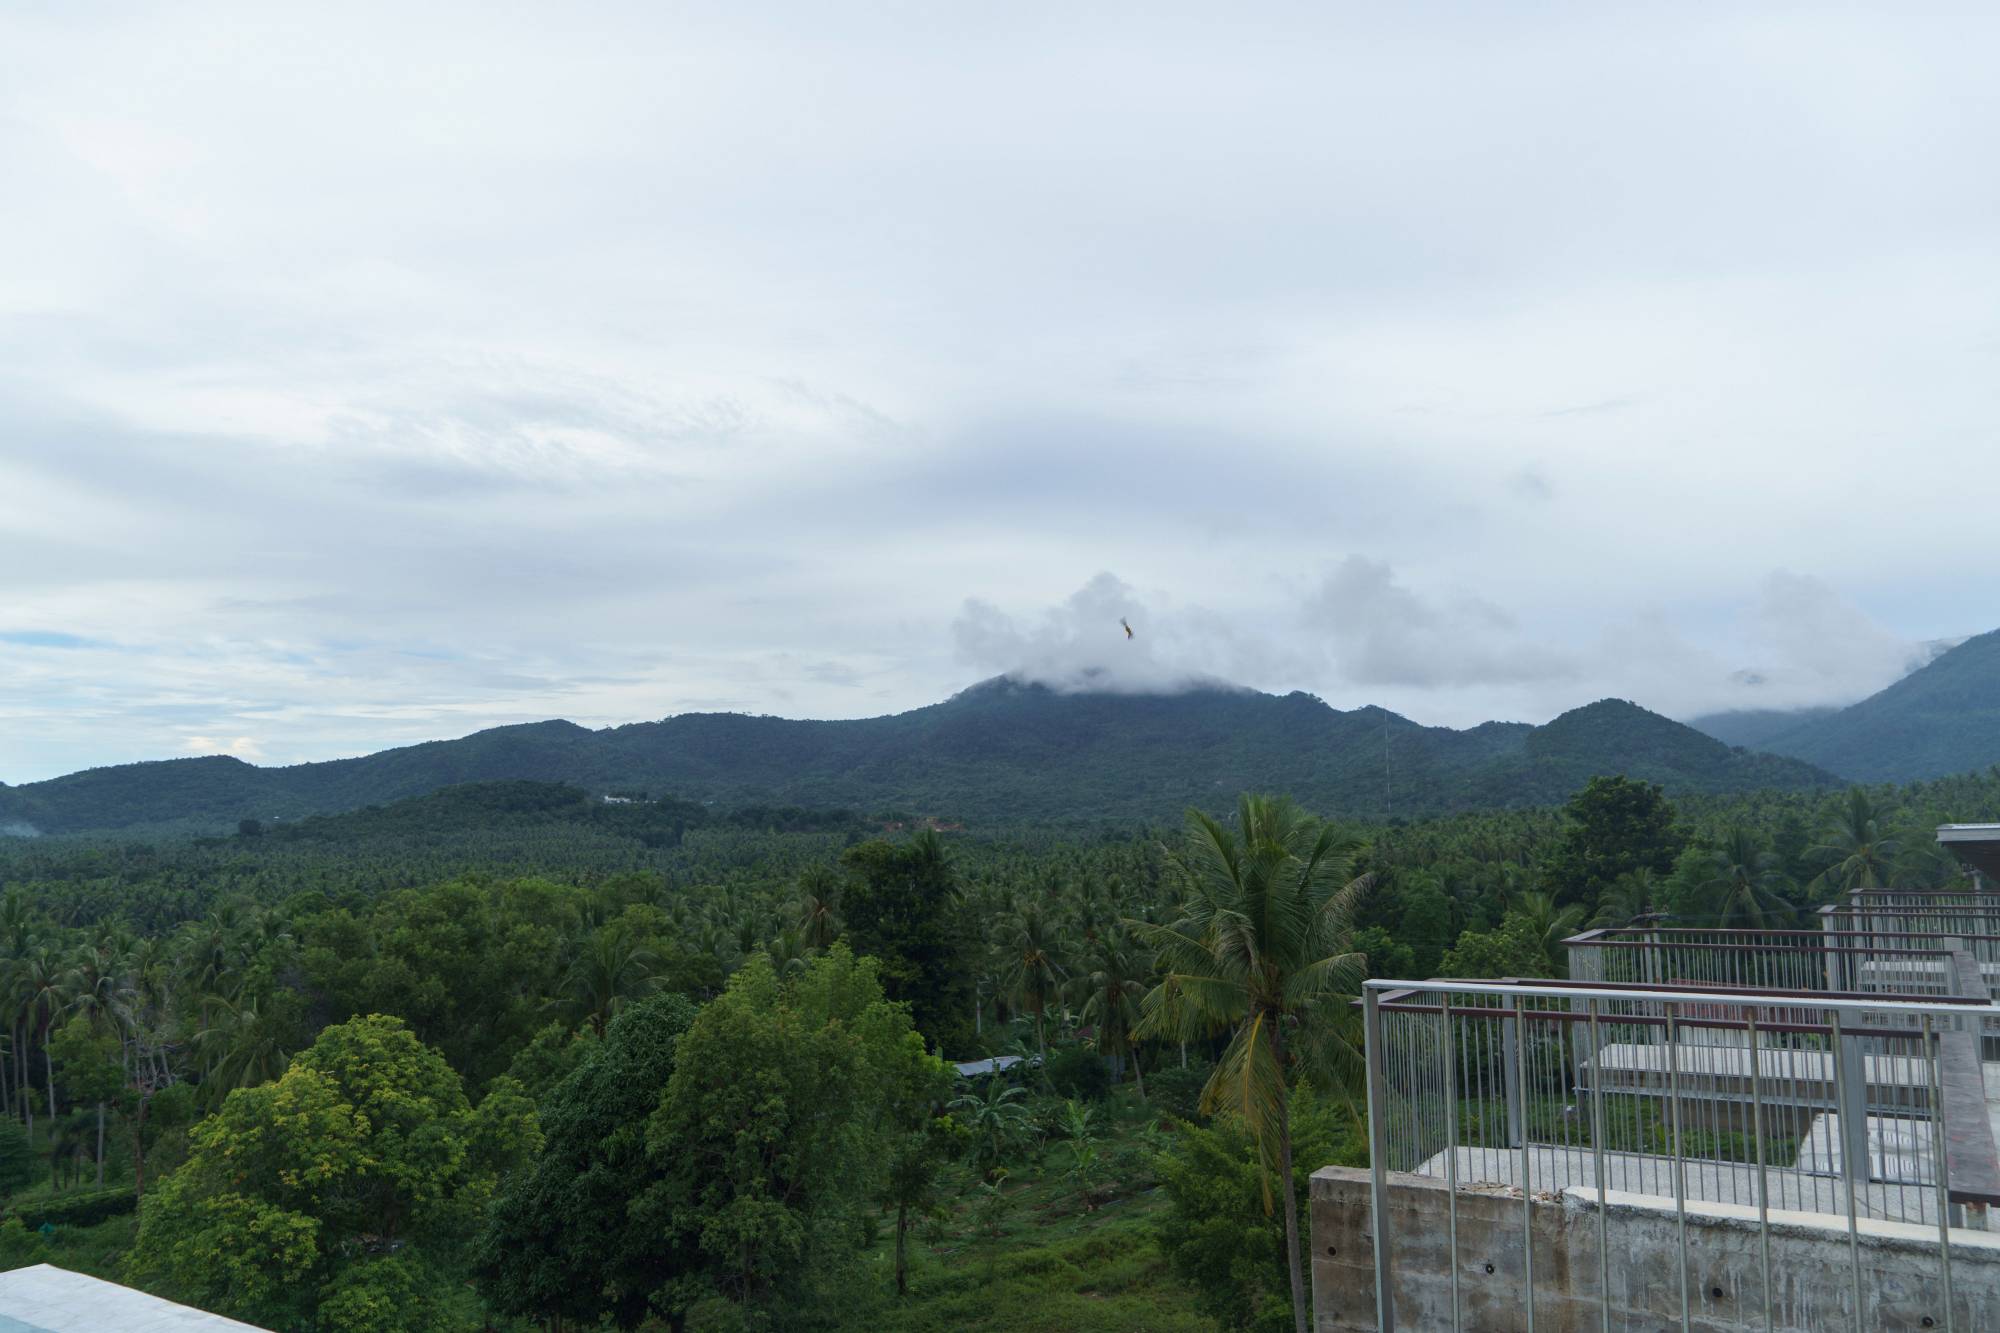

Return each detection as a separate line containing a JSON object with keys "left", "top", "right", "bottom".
{"left": 1715, "top": 628, "right": 2000, "bottom": 783}
{"left": 1685, "top": 706, "right": 1840, "bottom": 750}
{"left": 1, "top": 678, "right": 1840, "bottom": 833}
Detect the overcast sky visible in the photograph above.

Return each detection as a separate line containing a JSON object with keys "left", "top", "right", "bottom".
{"left": 4, "top": 2, "right": 1998, "bottom": 782}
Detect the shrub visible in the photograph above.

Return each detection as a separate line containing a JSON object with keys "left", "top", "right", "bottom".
{"left": 12, "top": 1188, "right": 137, "bottom": 1229}
{"left": 1044, "top": 1045, "right": 1111, "bottom": 1102}
{"left": 1146, "top": 1061, "right": 1214, "bottom": 1124}
{"left": 0, "top": 1218, "right": 49, "bottom": 1272}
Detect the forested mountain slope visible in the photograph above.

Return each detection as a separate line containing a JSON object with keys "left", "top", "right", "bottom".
{"left": 1697, "top": 629, "right": 2000, "bottom": 783}
{"left": 2, "top": 677, "right": 1839, "bottom": 832}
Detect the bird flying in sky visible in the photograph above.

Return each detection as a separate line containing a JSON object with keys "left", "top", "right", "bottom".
{"left": 1120, "top": 617, "right": 1134, "bottom": 639}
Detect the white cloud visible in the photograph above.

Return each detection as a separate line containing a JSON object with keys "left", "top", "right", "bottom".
{"left": 181, "top": 735, "right": 267, "bottom": 762}
{"left": 2, "top": 3, "right": 1998, "bottom": 777}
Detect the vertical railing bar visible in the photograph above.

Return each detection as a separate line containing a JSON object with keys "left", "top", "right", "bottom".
{"left": 1667, "top": 1004, "right": 1689, "bottom": 1333}
{"left": 1589, "top": 998, "right": 1610, "bottom": 1333}
{"left": 1514, "top": 995, "right": 1535, "bottom": 1333}
{"left": 1364, "top": 988, "right": 1394, "bottom": 1331}
{"left": 1748, "top": 1012, "right": 1773, "bottom": 1333}
{"left": 1442, "top": 995, "right": 1460, "bottom": 1333}
{"left": 1924, "top": 1014, "right": 1953, "bottom": 1333}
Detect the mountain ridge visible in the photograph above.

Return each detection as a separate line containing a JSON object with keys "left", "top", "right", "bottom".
{"left": 1, "top": 676, "right": 1839, "bottom": 833}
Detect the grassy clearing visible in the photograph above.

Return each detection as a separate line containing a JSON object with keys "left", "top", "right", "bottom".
{"left": 840, "top": 1085, "right": 1211, "bottom": 1333}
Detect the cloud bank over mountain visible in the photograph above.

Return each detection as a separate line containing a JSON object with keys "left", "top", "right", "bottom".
{"left": 4, "top": 3, "right": 1998, "bottom": 777}
{"left": 957, "top": 567, "right": 1932, "bottom": 728}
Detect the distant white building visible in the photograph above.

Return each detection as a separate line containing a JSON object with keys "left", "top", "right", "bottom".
{"left": 0, "top": 1264, "right": 269, "bottom": 1332}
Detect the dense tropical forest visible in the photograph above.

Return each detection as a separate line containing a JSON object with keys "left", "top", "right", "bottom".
{"left": 0, "top": 763, "right": 1991, "bottom": 1332}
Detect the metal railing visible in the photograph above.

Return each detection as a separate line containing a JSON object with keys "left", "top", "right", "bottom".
{"left": 1566, "top": 925, "right": 1964, "bottom": 997}
{"left": 1360, "top": 977, "right": 2000, "bottom": 1332}
{"left": 1813, "top": 909, "right": 2000, "bottom": 1006}
{"left": 1834, "top": 889, "right": 2000, "bottom": 941}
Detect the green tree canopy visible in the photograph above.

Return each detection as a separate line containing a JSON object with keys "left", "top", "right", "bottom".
{"left": 477, "top": 991, "right": 700, "bottom": 1331}
{"left": 638, "top": 945, "right": 925, "bottom": 1322}
{"left": 1544, "top": 776, "right": 1685, "bottom": 911}
{"left": 127, "top": 1014, "right": 539, "bottom": 1333}
{"left": 838, "top": 831, "right": 974, "bottom": 1051}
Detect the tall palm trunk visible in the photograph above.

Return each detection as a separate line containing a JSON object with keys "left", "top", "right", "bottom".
{"left": 1130, "top": 1045, "right": 1146, "bottom": 1102}
{"left": 1273, "top": 1024, "right": 1307, "bottom": 1333}
{"left": 131, "top": 1093, "right": 148, "bottom": 1197}
{"left": 95, "top": 1102, "right": 105, "bottom": 1188}
{"left": 42, "top": 1034, "right": 53, "bottom": 1121}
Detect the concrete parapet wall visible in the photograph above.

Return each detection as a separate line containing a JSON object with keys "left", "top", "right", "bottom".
{"left": 1311, "top": 1165, "right": 2000, "bottom": 1332}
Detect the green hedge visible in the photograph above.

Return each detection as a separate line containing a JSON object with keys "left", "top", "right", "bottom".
{"left": 11, "top": 1189, "right": 137, "bottom": 1229}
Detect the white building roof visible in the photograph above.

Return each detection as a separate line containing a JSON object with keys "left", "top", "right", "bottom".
{"left": 0, "top": 1265, "right": 269, "bottom": 1333}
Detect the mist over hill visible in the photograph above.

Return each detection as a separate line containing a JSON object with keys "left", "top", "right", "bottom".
{"left": 1690, "top": 628, "right": 2000, "bottom": 783}
{"left": 3, "top": 677, "right": 1838, "bottom": 833}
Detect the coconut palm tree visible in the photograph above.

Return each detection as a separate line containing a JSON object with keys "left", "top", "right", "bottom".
{"left": 999, "top": 902, "right": 1067, "bottom": 1066}
{"left": 555, "top": 923, "right": 661, "bottom": 1038}
{"left": 1591, "top": 868, "right": 1663, "bottom": 928}
{"left": 794, "top": 867, "right": 842, "bottom": 952}
{"left": 1694, "top": 827, "right": 1793, "bottom": 928}
{"left": 1509, "top": 891, "right": 1586, "bottom": 976}
{"left": 1071, "top": 928, "right": 1151, "bottom": 1099}
{"left": 1133, "top": 794, "right": 1369, "bottom": 1333}
{"left": 194, "top": 993, "right": 291, "bottom": 1100}
{"left": 948, "top": 1076, "right": 1030, "bottom": 1180}
{"left": 1810, "top": 789, "right": 1900, "bottom": 895}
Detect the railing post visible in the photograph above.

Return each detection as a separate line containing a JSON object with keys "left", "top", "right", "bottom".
{"left": 1748, "top": 1013, "right": 1774, "bottom": 1333}
{"left": 1513, "top": 995, "right": 1535, "bottom": 1333}
{"left": 1440, "top": 995, "right": 1460, "bottom": 1333}
{"left": 1829, "top": 1016, "right": 1865, "bottom": 1332}
{"left": 1666, "top": 1004, "right": 1690, "bottom": 1333}
{"left": 1924, "top": 1015, "right": 1954, "bottom": 1333}
{"left": 1588, "top": 998, "right": 1610, "bottom": 1333}
{"left": 1503, "top": 1005, "right": 1523, "bottom": 1149}
{"left": 1364, "top": 987, "right": 1394, "bottom": 1332}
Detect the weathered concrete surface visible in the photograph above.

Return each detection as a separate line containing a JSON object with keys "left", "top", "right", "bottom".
{"left": 1311, "top": 1165, "right": 2000, "bottom": 1332}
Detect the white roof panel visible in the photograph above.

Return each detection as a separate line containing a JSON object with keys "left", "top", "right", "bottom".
{"left": 0, "top": 1265, "right": 269, "bottom": 1333}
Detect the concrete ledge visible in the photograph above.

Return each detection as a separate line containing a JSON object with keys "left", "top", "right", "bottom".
{"left": 1311, "top": 1165, "right": 1998, "bottom": 1332}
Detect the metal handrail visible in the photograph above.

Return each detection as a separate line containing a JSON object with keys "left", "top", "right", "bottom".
{"left": 1362, "top": 976, "right": 2000, "bottom": 1018}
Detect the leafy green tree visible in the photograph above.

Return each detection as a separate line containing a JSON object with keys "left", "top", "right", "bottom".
{"left": 840, "top": 832, "right": 975, "bottom": 1051}
{"left": 1438, "top": 914, "right": 1548, "bottom": 978}
{"left": 1134, "top": 795, "right": 1368, "bottom": 1333}
{"left": 49, "top": 1016, "right": 122, "bottom": 1187}
{"left": 873, "top": 1035, "right": 960, "bottom": 1297}
{"left": 1394, "top": 877, "right": 1453, "bottom": 976}
{"left": 477, "top": 992, "right": 701, "bottom": 1330}
{"left": 127, "top": 1014, "right": 539, "bottom": 1332}
{"left": 1544, "top": 776, "right": 1685, "bottom": 911}
{"left": 639, "top": 946, "right": 920, "bottom": 1321}
{"left": 1155, "top": 1085, "right": 1365, "bottom": 1333}
{"left": 1350, "top": 926, "right": 1415, "bottom": 980}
